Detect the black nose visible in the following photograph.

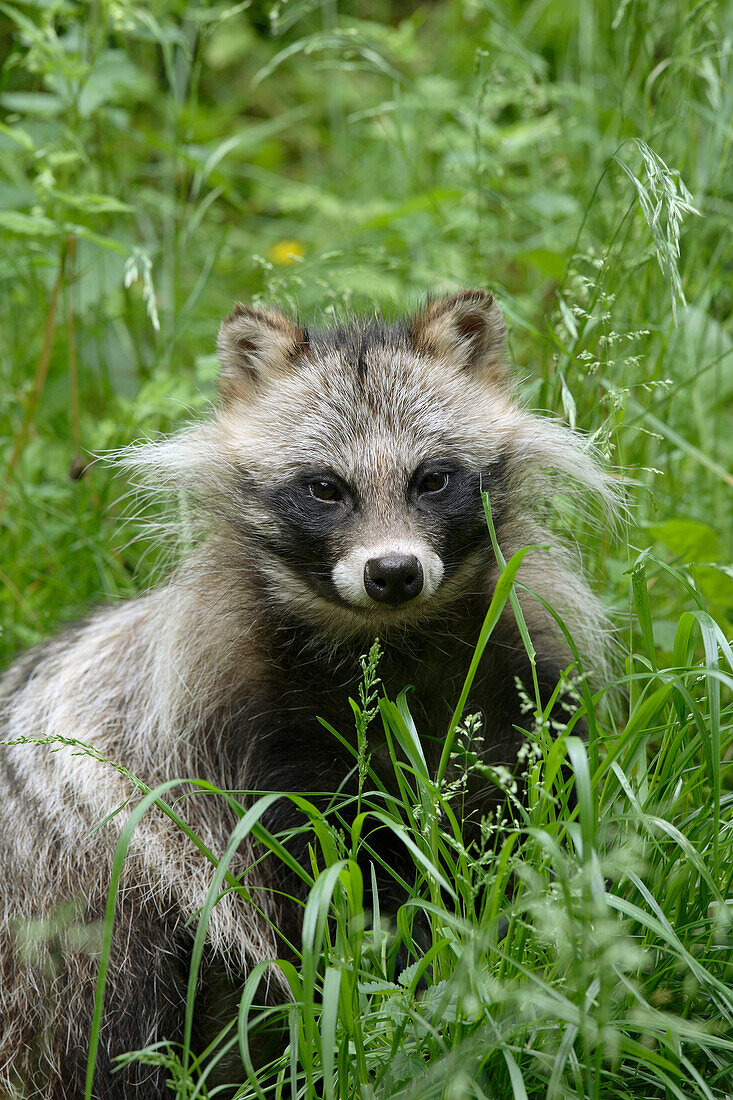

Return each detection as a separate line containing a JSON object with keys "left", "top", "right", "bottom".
{"left": 363, "top": 554, "right": 424, "bottom": 606}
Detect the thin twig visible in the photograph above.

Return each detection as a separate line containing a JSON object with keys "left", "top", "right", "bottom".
{"left": 66, "top": 235, "right": 84, "bottom": 479}
{"left": 0, "top": 238, "right": 70, "bottom": 524}
{"left": 0, "top": 566, "right": 38, "bottom": 621}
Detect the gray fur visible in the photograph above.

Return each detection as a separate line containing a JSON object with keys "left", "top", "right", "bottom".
{"left": 0, "top": 292, "right": 617, "bottom": 1097}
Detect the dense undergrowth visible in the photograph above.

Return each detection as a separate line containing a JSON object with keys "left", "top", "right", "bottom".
{"left": 98, "top": 586, "right": 733, "bottom": 1100}
{"left": 1, "top": 0, "right": 731, "bottom": 1097}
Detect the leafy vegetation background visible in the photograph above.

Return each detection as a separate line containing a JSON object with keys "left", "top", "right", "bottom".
{"left": 1, "top": 0, "right": 731, "bottom": 657}
{"left": 0, "top": 2, "right": 732, "bottom": 1098}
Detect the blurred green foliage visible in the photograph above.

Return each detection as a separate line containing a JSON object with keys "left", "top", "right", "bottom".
{"left": 0, "top": 0, "right": 731, "bottom": 660}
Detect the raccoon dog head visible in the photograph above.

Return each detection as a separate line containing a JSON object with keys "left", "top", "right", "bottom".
{"left": 211, "top": 291, "right": 523, "bottom": 633}
{"left": 135, "top": 291, "right": 612, "bottom": 641}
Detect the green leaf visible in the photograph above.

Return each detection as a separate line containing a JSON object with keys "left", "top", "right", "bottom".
{"left": 52, "top": 190, "right": 135, "bottom": 214}
{"left": 0, "top": 121, "right": 34, "bottom": 150}
{"left": 0, "top": 91, "right": 64, "bottom": 116}
{"left": 645, "top": 519, "right": 723, "bottom": 560}
{"left": 78, "top": 50, "right": 147, "bottom": 118}
{"left": 630, "top": 553, "right": 658, "bottom": 673}
{"left": 517, "top": 248, "right": 567, "bottom": 280}
{"left": 0, "top": 211, "right": 59, "bottom": 237}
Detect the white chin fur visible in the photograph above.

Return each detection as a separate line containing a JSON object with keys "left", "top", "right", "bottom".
{"left": 332, "top": 542, "right": 445, "bottom": 608}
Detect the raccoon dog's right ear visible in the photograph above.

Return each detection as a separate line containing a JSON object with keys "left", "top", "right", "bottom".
{"left": 217, "top": 303, "right": 306, "bottom": 400}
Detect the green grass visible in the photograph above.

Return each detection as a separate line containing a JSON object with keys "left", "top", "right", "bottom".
{"left": 93, "top": 579, "right": 733, "bottom": 1099}
{"left": 1, "top": 0, "right": 732, "bottom": 1096}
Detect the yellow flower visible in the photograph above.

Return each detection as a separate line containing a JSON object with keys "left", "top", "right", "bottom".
{"left": 269, "top": 239, "right": 305, "bottom": 265}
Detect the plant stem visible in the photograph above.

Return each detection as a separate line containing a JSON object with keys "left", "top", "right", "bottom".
{"left": 0, "top": 238, "right": 69, "bottom": 526}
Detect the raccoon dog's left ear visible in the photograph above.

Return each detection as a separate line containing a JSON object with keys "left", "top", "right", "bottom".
{"left": 217, "top": 303, "right": 306, "bottom": 400}
{"left": 411, "top": 290, "right": 508, "bottom": 383}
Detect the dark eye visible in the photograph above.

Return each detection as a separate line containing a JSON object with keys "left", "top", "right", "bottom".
{"left": 417, "top": 471, "right": 449, "bottom": 496}
{"left": 309, "top": 479, "right": 342, "bottom": 503}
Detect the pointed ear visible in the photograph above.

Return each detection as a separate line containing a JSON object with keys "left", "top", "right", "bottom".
{"left": 411, "top": 290, "right": 508, "bottom": 383}
{"left": 217, "top": 303, "right": 306, "bottom": 400}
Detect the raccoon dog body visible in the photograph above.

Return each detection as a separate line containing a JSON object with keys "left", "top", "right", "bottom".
{"left": 0, "top": 291, "right": 613, "bottom": 1097}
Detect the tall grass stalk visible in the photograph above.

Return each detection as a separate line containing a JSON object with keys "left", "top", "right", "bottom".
{"left": 56, "top": 558, "right": 731, "bottom": 1098}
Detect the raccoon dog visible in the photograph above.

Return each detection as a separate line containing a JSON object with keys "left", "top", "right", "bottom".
{"left": 0, "top": 290, "right": 613, "bottom": 1097}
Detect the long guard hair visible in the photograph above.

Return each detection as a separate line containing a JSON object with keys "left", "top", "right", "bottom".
{"left": 0, "top": 291, "right": 617, "bottom": 1097}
